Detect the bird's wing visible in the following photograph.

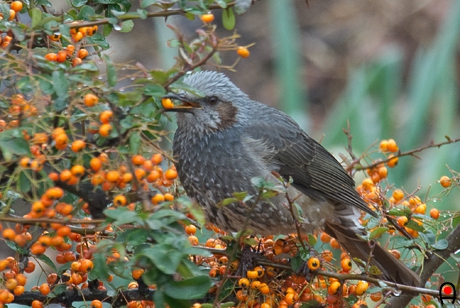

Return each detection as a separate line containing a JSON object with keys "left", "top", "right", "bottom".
{"left": 244, "top": 106, "right": 374, "bottom": 216}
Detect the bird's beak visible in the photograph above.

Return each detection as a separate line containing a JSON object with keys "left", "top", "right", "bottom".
{"left": 161, "top": 93, "right": 201, "bottom": 112}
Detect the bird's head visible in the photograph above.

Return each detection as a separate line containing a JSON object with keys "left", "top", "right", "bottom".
{"left": 163, "top": 71, "right": 249, "bottom": 133}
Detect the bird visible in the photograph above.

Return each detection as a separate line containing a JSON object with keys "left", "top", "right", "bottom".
{"left": 163, "top": 70, "right": 421, "bottom": 286}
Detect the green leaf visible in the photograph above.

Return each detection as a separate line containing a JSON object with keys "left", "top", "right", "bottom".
{"left": 30, "top": 8, "right": 43, "bottom": 28}
{"left": 141, "top": 245, "right": 182, "bottom": 275}
{"left": 117, "top": 228, "right": 149, "bottom": 246}
{"left": 163, "top": 275, "right": 212, "bottom": 299}
{"left": 140, "top": 0, "right": 158, "bottom": 9}
{"left": 232, "top": 192, "right": 247, "bottom": 201}
{"left": 119, "top": 20, "right": 134, "bottom": 33}
{"left": 235, "top": 0, "right": 252, "bottom": 14}
{"left": 52, "top": 70, "right": 69, "bottom": 98}
{"left": 103, "top": 55, "right": 117, "bottom": 87}
{"left": 137, "top": 9, "right": 148, "bottom": 19}
{"left": 218, "top": 197, "right": 237, "bottom": 207}
{"left": 405, "top": 220, "right": 425, "bottom": 232}
{"left": 0, "top": 133, "right": 31, "bottom": 159}
{"left": 129, "top": 131, "right": 141, "bottom": 154}
{"left": 71, "top": 0, "right": 88, "bottom": 7}
{"left": 290, "top": 254, "right": 303, "bottom": 271}
{"left": 89, "top": 252, "right": 109, "bottom": 280}
{"left": 53, "top": 97, "right": 67, "bottom": 112}
{"left": 369, "top": 227, "right": 389, "bottom": 240}
{"left": 78, "top": 5, "right": 96, "bottom": 20}
{"left": 144, "top": 84, "right": 166, "bottom": 97}
{"left": 387, "top": 206, "right": 411, "bottom": 216}
{"left": 18, "top": 171, "right": 31, "bottom": 193}
{"left": 431, "top": 239, "right": 448, "bottom": 250}
{"left": 222, "top": 8, "right": 235, "bottom": 30}
{"left": 36, "top": 254, "right": 57, "bottom": 272}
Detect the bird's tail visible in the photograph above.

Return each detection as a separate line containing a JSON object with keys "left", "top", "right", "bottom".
{"left": 324, "top": 222, "right": 421, "bottom": 286}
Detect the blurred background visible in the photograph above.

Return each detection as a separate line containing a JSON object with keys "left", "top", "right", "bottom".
{"left": 101, "top": 0, "right": 460, "bottom": 207}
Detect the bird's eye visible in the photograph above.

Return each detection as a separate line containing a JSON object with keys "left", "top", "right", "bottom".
{"left": 207, "top": 96, "right": 219, "bottom": 105}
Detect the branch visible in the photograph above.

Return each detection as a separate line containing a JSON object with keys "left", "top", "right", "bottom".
{"left": 356, "top": 137, "right": 460, "bottom": 171}
{"left": 387, "top": 216, "right": 460, "bottom": 306}
{"left": 52, "top": 2, "right": 236, "bottom": 30}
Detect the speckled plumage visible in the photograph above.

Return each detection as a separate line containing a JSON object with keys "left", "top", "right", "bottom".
{"left": 169, "top": 71, "right": 420, "bottom": 286}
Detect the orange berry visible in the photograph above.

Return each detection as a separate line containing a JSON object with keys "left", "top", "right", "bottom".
{"left": 387, "top": 139, "right": 399, "bottom": 152}
{"left": 200, "top": 13, "right": 215, "bottom": 23}
{"left": 19, "top": 156, "right": 31, "bottom": 168}
{"left": 164, "top": 168, "right": 178, "bottom": 180}
{"left": 56, "top": 51, "right": 67, "bottom": 63}
{"left": 121, "top": 172, "right": 133, "bottom": 183}
{"left": 11, "top": 1, "right": 23, "bottom": 12}
{"left": 8, "top": 9, "right": 16, "bottom": 20}
{"left": 24, "top": 261, "right": 36, "bottom": 273}
{"left": 65, "top": 45, "right": 75, "bottom": 56}
{"left": 72, "top": 57, "right": 83, "bottom": 67}
{"left": 32, "top": 300, "right": 44, "bottom": 308}
{"left": 151, "top": 153, "right": 163, "bottom": 165}
{"left": 71, "top": 164, "right": 85, "bottom": 177}
{"left": 237, "top": 47, "right": 250, "bottom": 58}
{"left": 258, "top": 283, "right": 270, "bottom": 294}
{"left": 83, "top": 93, "right": 98, "bottom": 107}
{"left": 77, "top": 49, "right": 89, "bottom": 59}
{"left": 355, "top": 281, "right": 369, "bottom": 296}
{"left": 397, "top": 216, "right": 408, "bottom": 227}
{"left": 90, "top": 157, "right": 103, "bottom": 172}
{"left": 113, "top": 195, "right": 127, "bottom": 207}
{"left": 70, "top": 140, "right": 86, "bottom": 152}
{"left": 14, "top": 285, "right": 25, "bottom": 296}
{"left": 414, "top": 203, "right": 427, "bottom": 215}
{"left": 132, "top": 268, "right": 145, "bottom": 280}
{"left": 72, "top": 32, "right": 84, "bottom": 43}
{"left": 99, "top": 123, "right": 112, "bottom": 137}
{"left": 151, "top": 193, "right": 165, "bottom": 205}
{"left": 146, "top": 170, "right": 161, "bottom": 183}
{"left": 161, "top": 97, "right": 174, "bottom": 109}
{"left": 238, "top": 278, "right": 250, "bottom": 288}
{"left": 39, "top": 283, "right": 50, "bottom": 295}
{"left": 80, "top": 259, "right": 94, "bottom": 272}
{"left": 430, "top": 208, "right": 440, "bottom": 220}
{"left": 328, "top": 281, "right": 341, "bottom": 295}
{"left": 341, "top": 258, "right": 352, "bottom": 272}
{"left": 48, "top": 33, "right": 61, "bottom": 41}
{"left": 321, "top": 250, "right": 333, "bottom": 262}
{"left": 46, "top": 187, "right": 64, "bottom": 199}
{"left": 379, "top": 139, "right": 388, "bottom": 152}
{"left": 387, "top": 154, "right": 398, "bottom": 168}
{"left": 131, "top": 155, "right": 145, "bottom": 165}
{"left": 329, "top": 238, "right": 341, "bottom": 249}
{"left": 185, "top": 225, "right": 197, "bottom": 235}
{"left": 307, "top": 257, "right": 320, "bottom": 271}
{"left": 57, "top": 226, "right": 71, "bottom": 237}
{"left": 59, "top": 169, "right": 72, "bottom": 182}
{"left": 188, "top": 235, "right": 198, "bottom": 246}
{"left": 370, "top": 292, "right": 382, "bottom": 301}
{"left": 91, "top": 300, "right": 103, "bottom": 308}
{"left": 392, "top": 189, "right": 404, "bottom": 202}
{"left": 30, "top": 243, "right": 46, "bottom": 255}
{"left": 319, "top": 232, "right": 331, "bottom": 243}
{"left": 134, "top": 168, "right": 146, "bottom": 180}
{"left": 5, "top": 278, "right": 18, "bottom": 290}
{"left": 2, "top": 228, "right": 16, "bottom": 240}
{"left": 99, "top": 110, "right": 113, "bottom": 124}
{"left": 45, "top": 53, "right": 58, "bottom": 61}
{"left": 439, "top": 175, "right": 452, "bottom": 188}
{"left": 164, "top": 193, "right": 174, "bottom": 201}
